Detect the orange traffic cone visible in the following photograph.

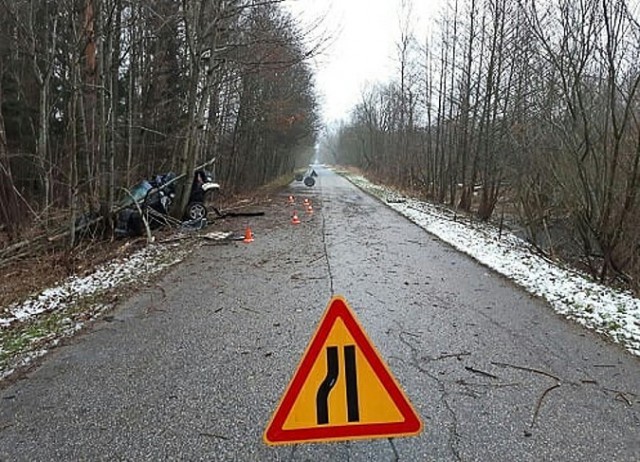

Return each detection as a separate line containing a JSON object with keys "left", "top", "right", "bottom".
{"left": 291, "top": 211, "right": 301, "bottom": 225}
{"left": 306, "top": 204, "right": 313, "bottom": 215}
{"left": 303, "top": 198, "right": 310, "bottom": 206}
{"left": 288, "top": 195, "right": 295, "bottom": 205}
{"left": 243, "top": 225, "right": 254, "bottom": 243}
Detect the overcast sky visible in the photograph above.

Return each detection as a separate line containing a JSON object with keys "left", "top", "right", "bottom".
{"left": 284, "top": 0, "right": 441, "bottom": 125}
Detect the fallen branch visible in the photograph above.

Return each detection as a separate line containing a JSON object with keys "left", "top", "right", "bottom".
{"left": 603, "top": 387, "right": 638, "bottom": 406}
{"left": 530, "top": 383, "right": 561, "bottom": 429}
{"left": 465, "top": 366, "right": 499, "bottom": 380}
{"left": 0, "top": 234, "right": 48, "bottom": 258}
{"left": 400, "top": 330, "right": 422, "bottom": 338}
{"left": 491, "top": 361, "right": 563, "bottom": 431}
{"left": 307, "top": 253, "right": 327, "bottom": 265}
{"left": 0, "top": 250, "right": 35, "bottom": 268}
{"left": 437, "top": 352, "right": 472, "bottom": 361}
{"left": 614, "top": 393, "right": 633, "bottom": 406}
{"left": 491, "top": 361, "right": 561, "bottom": 382}
{"left": 456, "top": 379, "right": 520, "bottom": 389}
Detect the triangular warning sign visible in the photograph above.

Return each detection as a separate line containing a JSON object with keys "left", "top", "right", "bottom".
{"left": 264, "top": 295, "right": 422, "bottom": 445}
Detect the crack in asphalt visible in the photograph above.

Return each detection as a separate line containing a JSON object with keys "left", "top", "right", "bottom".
{"left": 388, "top": 437, "right": 400, "bottom": 461}
{"left": 321, "top": 202, "right": 335, "bottom": 296}
{"left": 397, "top": 329, "right": 463, "bottom": 461}
{"left": 441, "top": 394, "right": 463, "bottom": 461}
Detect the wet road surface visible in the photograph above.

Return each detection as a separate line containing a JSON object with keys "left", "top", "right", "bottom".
{"left": 1, "top": 167, "right": 639, "bottom": 461}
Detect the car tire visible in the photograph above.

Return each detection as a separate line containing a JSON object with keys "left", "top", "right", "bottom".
{"left": 185, "top": 202, "right": 207, "bottom": 220}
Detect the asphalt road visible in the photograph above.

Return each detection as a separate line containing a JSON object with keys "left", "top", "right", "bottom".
{"left": 1, "top": 167, "right": 639, "bottom": 461}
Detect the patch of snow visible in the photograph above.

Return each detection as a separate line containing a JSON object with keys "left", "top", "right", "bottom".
{"left": 0, "top": 304, "right": 112, "bottom": 380}
{"left": 0, "top": 349, "right": 48, "bottom": 381}
{"left": 0, "top": 244, "right": 186, "bottom": 328}
{"left": 344, "top": 173, "right": 640, "bottom": 356}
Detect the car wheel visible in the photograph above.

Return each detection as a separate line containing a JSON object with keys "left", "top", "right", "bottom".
{"left": 186, "top": 202, "right": 207, "bottom": 220}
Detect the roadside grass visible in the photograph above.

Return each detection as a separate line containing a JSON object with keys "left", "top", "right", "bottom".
{"left": 0, "top": 241, "right": 195, "bottom": 382}
{"left": 0, "top": 294, "right": 107, "bottom": 377}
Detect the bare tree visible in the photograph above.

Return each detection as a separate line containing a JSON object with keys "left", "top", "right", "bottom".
{"left": 0, "top": 0, "right": 321, "bottom": 250}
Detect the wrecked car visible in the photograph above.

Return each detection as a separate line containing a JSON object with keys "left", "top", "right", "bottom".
{"left": 115, "top": 170, "right": 219, "bottom": 237}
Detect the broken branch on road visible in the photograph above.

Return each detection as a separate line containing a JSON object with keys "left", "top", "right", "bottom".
{"left": 465, "top": 366, "right": 499, "bottom": 380}
{"left": 531, "top": 383, "right": 561, "bottom": 429}
{"left": 491, "top": 361, "right": 561, "bottom": 382}
{"left": 491, "top": 361, "right": 563, "bottom": 432}
{"left": 435, "top": 352, "right": 472, "bottom": 361}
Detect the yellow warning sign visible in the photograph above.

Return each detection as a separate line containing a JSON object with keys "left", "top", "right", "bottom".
{"left": 264, "top": 295, "right": 422, "bottom": 445}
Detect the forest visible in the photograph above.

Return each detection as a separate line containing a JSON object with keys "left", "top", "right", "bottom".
{"left": 323, "top": 0, "right": 640, "bottom": 293}
{"left": 0, "top": 0, "right": 320, "bottom": 248}
{"left": 2, "top": 0, "right": 640, "bottom": 295}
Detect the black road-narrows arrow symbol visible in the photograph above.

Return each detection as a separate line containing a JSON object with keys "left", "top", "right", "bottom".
{"left": 316, "top": 345, "right": 360, "bottom": 425}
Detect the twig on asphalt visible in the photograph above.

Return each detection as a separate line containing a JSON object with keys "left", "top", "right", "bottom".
{"left": 602, "top": 387, "right": 637, "bottom": 406}
{"left": 307, "top": 253, "right": 327, "bottom": 265}
{"left": 456, "top": 379, "right": 520, "bottom": 388}
{"left": 465, "top": 366, "right": 499, "bottom": 380}
{"left": 490, "top": 361, "right": 564, "bottom": 432}
{"left": 614, "top": 393, "right": 633, "bottom": 406}
{"left": 491, "top": 361, "right": 561, "bottom": 382}
{"left": 530, "top": 383, "right": 561, "bottom": 429}
{"left": 401, "top": 330, "right": 422, "bottom": 338}
{"left": 290, "top": 274, "right": 326, "bottom": 281}
{"left": 602, "top": 387, "right": 638, "bottom": 398}
{"left": 436, "top": 352, "right": 471, "bottom": 361}
{"left": 237, "top": 305, "right": 261, "bottom": 315}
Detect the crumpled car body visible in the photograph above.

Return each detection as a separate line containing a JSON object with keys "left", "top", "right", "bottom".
{"left": 115, "top": 170, "right": 219, "bottom": 237}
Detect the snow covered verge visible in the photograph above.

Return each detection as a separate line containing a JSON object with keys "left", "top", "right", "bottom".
{"left": 340, "top": 171, "right": 640, "bottom": 357}
{"left": 0, "top": 243, "right": 191, "bottom": 380}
